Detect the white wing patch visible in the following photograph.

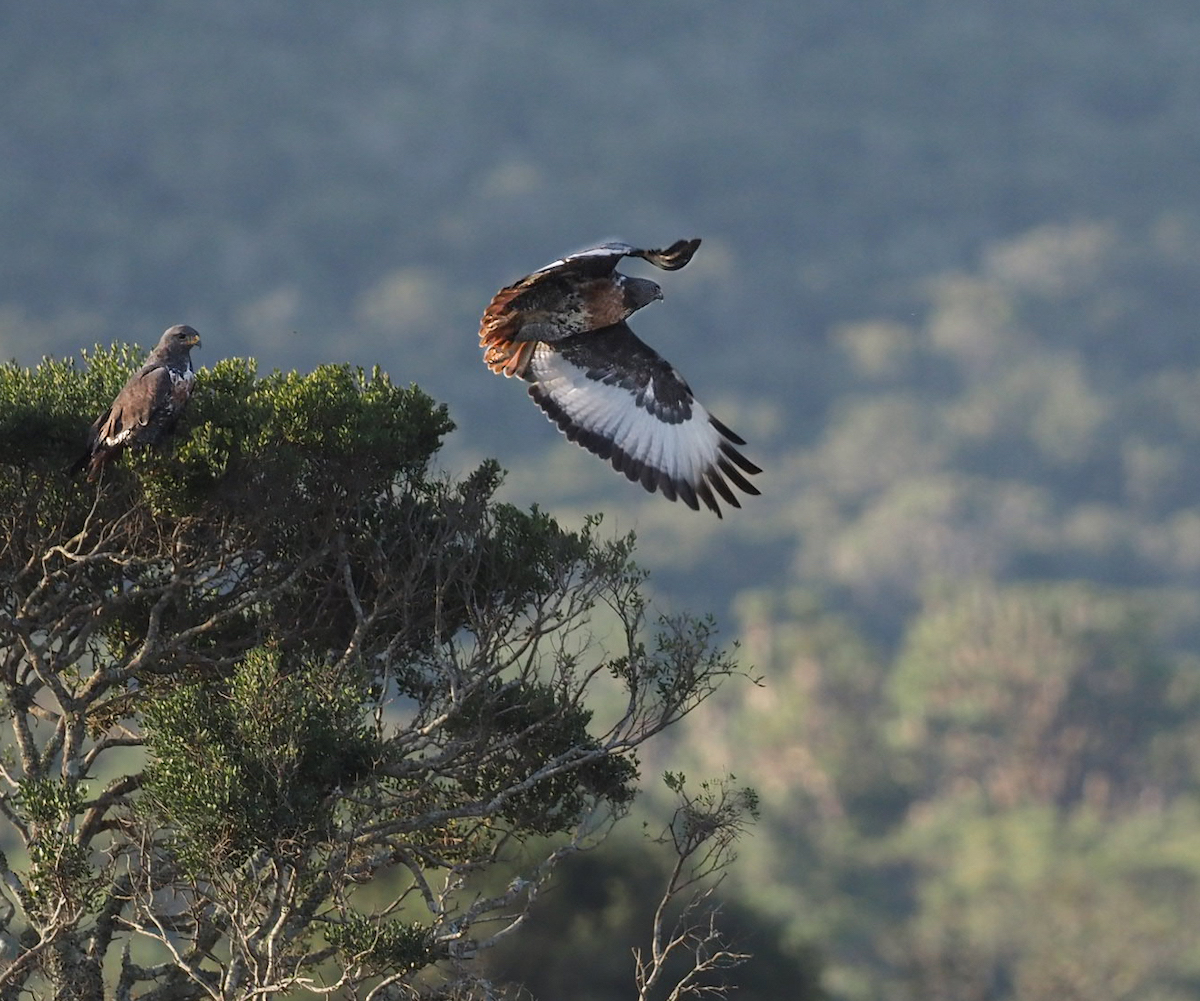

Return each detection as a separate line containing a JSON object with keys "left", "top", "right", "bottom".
{"left": 527, "top": 345, "right": 759, "bottom": 517}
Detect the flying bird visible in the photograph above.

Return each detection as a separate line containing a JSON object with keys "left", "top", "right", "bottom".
{"left": 479, "top": 238, "right": 760, "bottom": 516}
{"left": 73, "top": 324, "right": 201, "bottom": 481}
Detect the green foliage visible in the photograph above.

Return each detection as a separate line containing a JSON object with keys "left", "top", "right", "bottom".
{"left": 158, "top": 357, "right": 453, "bottom": 510}
{"left": 0, "top": 343, "right": 452, "bottom": 493}
{"left": 1, "top": 346, "right": 474, "bottom": 683}
{"left": 890, "top": 580, "right": 1187, "bottom": 809}
{"left": 141, "top": 649, "right": 374, "bottom": 868}
{"left": 670, "top": 582, "right": 1200, "bottom": 1001}
{"left": 327, "top": 914, "right": 433, "bottom": 978}
{"left": 0, "top": 344, "right": 144, "bottom": 469}
{"left": 18, "top": 779, "right": 99, "bottom": 915}
{"left": 0, "top": 347, "right": 455, "bottom": 624}
{"left": 893, "top": 799, "right": 1200, "bottom": 1001}
{"left": 448, "top": 679, "right": 638, "bottom": 835}
{"left": 17, "top": 777, "right": 87, "bottom": 827}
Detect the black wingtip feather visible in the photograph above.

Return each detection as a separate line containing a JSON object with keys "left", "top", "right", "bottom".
{"left": 717, "top": 456, "right": 761, "bottom": 496}
{"left": 709, "top": 414, "right": 746, "bottom": 446}
{"left": 695, "top": 481, "right": 722, "bottom": 518}
{"left": 718, "top": 439, "right": 762, "bottom": 476}
{"left": 707, "top": 468, "right": 741, "bottom": 508}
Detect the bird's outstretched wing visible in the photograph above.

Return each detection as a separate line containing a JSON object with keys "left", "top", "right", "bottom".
{"left": 525, "top": 322, "right": 760, "bottom": 517}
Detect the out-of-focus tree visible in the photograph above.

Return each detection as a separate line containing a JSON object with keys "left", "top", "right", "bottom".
{"left": 893, "top": 800, "right": 1200, "bottom": 1001}
{"left": 673, "top": 579, "right": 1200, "bottom": 1001}
{"left": 890, "top": 580, "right": 1191, "bottom": 810}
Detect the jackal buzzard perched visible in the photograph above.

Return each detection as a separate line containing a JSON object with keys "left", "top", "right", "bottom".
{"left": 479, "top": 239, "right": 760, "bottom": 517}
{"left": 74, "top": 324, "right": 201, "bottom": 480}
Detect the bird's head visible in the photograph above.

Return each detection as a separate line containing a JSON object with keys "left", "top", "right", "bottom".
{"left": 621, "top": 276, "right": 664, "bottom": 313}
{"left": 161, "top": 324, "right": 202, "bottom": 351}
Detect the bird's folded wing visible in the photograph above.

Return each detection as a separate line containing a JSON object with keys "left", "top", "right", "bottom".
{"left": 100, "top": 366, "right": 173, "bottom": 447}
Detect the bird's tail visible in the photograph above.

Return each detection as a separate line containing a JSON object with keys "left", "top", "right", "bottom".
{"left": 483, "top": 339, "right": 537, "bottom": 378}
{"left": 67, "top": 449, "right": 110, "bottom": 482}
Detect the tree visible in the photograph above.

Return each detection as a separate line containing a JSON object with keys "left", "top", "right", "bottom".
{"left": 890, "top": 580, "right": 1189, "bottom": 811}
{"left": 891, "top": 800, "right": 1200, "bottom": 1001}
{"left": 0, "top": 347, "right": 753, "bottom": 1000}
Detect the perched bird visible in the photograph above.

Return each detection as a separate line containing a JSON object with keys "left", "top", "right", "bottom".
{"left": 73, "top": 324, "right": 201, "bottom": 481}
{"left": 479, "top": 239, "right": 760, "bottom": 517}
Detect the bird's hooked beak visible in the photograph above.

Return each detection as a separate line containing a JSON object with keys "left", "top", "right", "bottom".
{"left": 187, "top": 332, "right": 202, "bottom": 348}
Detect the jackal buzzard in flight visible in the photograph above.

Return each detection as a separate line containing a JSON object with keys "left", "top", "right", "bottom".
{"left": 74, "top": 324, "right": 201, "bottom": 481}
{"left": 480, "top": 239, "right": 760, "bottom": 516}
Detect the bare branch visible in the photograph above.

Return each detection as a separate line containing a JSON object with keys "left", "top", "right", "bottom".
{"left": 634, "top": 777, "right": 758, "bottom": 1001}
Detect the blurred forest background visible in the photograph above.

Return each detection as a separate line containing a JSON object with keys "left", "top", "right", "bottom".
{"left": 5, "top": 2, "right": 1200, "bottom": 998}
